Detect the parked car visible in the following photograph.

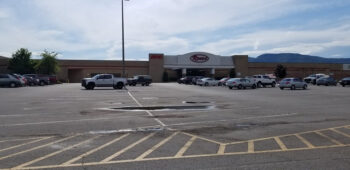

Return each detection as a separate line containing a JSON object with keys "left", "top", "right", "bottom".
{"left": 49, "top": 75, "right": 58, "bottom": 84}
{"left": 196, "top": 77, "right": 218, "bottom": 86}
{"left": 304, "top": 73, "right": 328, "bottom": 84}
{"left": 10, "top": 74, "right": 27, "bottom": 86}
{"left": 252, "top": 75, "right": 276, "bottom": 87}
{"left": 316, "top": 77, "right": 337, "bottom": 86}
{"left": 339, "top": 77, "right": 350, "bottom": 87}
{"left": 178, "top": 76, "right": 194, "bottom": 84}
{"left": 0, "top": 74, "right": 22, "bottom": 87}
{"left": 128, "top": 75, "right": 152, "bottom": 86}
{"left": 279, "top": 78, "right": 307, "bottom": 90}
{"left": 23, "top": 75, "right": 40, "bottom": 86}
{"left": 82, "top": 74, "right": 127, "bottom": 90}
{"left": 24, "top": 74, "right": 50, "bottom": 86}
{"left": 226, "top": 78, "right": 257, "bottom": 89}
{"left": 218, "top": 77, "right": 230, "bottom": 86}
{"left": 191, "top": 76, "right": 204, "bottom": 85}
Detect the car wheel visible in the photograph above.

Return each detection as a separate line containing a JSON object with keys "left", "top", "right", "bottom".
{"left": 114, "top": 82, "right": 124, "bottom": 89}
{"left": 237, "top": 84, "right": 243, "bottom": 89}
{"left": 205, "top": 82, "right": 209, "bottom": 86}
{"left": 40, "top": 81, "right": 45, "bottom": 86}
{"left": 317, "top": 84, "right": 320, "bottom": 86}
{"left": 342, "top": 84, "right": 345, "bottom": 87}
{"left": 252, "top": 84, "right": 257, "bottom": 89}
{"left": 86, "top": 83, "right": 95, "bottom": 90}
{"left": 145, "top": 83, "right": 150, "bottom": 86}
{"left": 9, "top": 82, "right": 16, "bottom": 88}
{"left": 271, "top": 82, "right": 276, "bottom": 87}
{"left": 303, "top": 84, "right": 307, "bottom": 90}
{"left": 229, "top": 86, "right": 233, "bottom": 90}
{"left": 257, "top": 82, "right": 262, "bottom": 88}
{"left": 280, "top": 87, "right": 284, "bottom": 90}
{"left": 218, "top": 82, "right": 222, "bottom": 86}
{"left": 325, "top": 83, "right": 329, "bottom": 86}
{"left": 291, "top": 85, "right": 296, "bottom": 90}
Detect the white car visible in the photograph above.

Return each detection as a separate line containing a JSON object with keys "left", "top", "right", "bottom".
{"left": 226, "top": 78, "right": 257, "bottom": 89}
{"left": 279, "top": 78, "right": 307, "bottom": 90}
{"left": 196, "top": 78, "right": 219, "bottom": 86}
{"left": 304, "top": 73, "right": 328, "bottom": 84}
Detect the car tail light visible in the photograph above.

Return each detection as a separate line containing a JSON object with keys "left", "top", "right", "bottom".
{"left": 286, "top": 82, "right": 290, "bottom": 84}
{"left": 232, "top": 82, "right": 236, "bottom": 84}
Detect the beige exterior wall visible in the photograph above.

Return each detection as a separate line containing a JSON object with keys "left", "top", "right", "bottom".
{"left": 233, "top": 55, "right": 249, "bottom": 77}
{"left": 0, "top": 57, "right": 9, "bottom": 73}
{"left": 248, "top": 62, "right": 350, "bottom": 80}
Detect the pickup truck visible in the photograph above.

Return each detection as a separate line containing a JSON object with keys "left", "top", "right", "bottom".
{"left": 128, "top": 75, "right": 152, "bottom": 86}
{"left": 252, "top": 75, "right": 276, "bottom": 87}
{"left": 81, "top": 74, "right": 127, "bottom": 90}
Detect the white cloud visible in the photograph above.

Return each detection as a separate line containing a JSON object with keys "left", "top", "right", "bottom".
{"left": 0, "top": 0, "right": 349, "bottom": 59}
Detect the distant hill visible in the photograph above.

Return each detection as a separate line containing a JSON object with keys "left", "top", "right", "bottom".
{"left": 249, "top": 53, "right": 350, "bottom": 64}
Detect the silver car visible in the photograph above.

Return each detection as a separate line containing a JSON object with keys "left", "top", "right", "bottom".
{"left": 279, "top": 78, "right": 307, "bottom": 90}
{"left": 226, "top": 78, "right": 257, "bottom": 89}
{"left": 196, "top": 78, "right": 219, "bottom": 86}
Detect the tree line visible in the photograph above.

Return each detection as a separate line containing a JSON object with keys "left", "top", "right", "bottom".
{"left": 7, "top": 48, "right": 60, "bottom": 75}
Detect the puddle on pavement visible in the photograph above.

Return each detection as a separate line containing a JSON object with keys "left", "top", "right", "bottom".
{"left": 107, "top": 105, "right": 214, "bottom": 111}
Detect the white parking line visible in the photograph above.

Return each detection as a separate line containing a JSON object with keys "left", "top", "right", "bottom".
{"left": 127, "top": 91, "right": 166, "bottom": 127}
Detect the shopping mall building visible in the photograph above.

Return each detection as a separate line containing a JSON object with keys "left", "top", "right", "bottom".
{"left": 1, "top": 52, "right": 350, "bottom": 83}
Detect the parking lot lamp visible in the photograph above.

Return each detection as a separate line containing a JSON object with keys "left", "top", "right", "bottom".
{"left": 121, "top": 0, "right": 129, "bottom": 77}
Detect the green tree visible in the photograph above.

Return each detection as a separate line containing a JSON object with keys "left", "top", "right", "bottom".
{"left": 274, "top": 64, "right": 287, "bottom": 79}
{"left": 35, "top": 50, "right": 60, "bottom": 75}
{"left": 8, "top": 48, "right": 35, "bottom": 74}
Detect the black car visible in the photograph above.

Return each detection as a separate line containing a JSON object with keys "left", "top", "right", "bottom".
{"left": 178, "top": 76, "right": 194, "bottom": 84}
{"left": 128, "top": 75, "right": 152, "bottom": 86}
{"left": 339, "top": 77, "right": 350, "bottom": 87}
{"left": 191, "top": 76, "right": 204, "bottom": 85}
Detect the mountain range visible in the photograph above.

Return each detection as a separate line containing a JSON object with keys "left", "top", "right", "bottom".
{"left": 249, "top": 53, "right": 350, "bottom": 64}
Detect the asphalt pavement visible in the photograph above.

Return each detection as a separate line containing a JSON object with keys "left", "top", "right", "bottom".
{"left": 0, "top": 83, "right": 350, "bottom": 169}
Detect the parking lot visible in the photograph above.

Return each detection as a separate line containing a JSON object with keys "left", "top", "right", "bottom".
{"left": 1, "top": 83, "right": 350, "bottom": 169}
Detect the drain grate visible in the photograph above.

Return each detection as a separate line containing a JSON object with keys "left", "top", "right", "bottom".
{"left": 109, "top": 105, "right": 214, "bottom": 111}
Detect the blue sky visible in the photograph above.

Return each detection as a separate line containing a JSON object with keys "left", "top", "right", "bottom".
{"left": 0, "top": 0, "right": 350, "bottom": 60}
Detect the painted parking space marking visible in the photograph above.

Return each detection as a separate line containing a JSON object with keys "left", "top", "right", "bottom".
{"left": 127, "top": 91, "right": 166, "bottom": 127}
{"left": 0, "top": 124, "right": 349, "bottom": 169}
{"left": 0, "top": 137, "right": 51, "bottom": 153}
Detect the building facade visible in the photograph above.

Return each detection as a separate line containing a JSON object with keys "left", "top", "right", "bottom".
{"left": 1, "top": 53, "right": 350, "bottom": 83}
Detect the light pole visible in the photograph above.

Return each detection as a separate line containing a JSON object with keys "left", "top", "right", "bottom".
{"left": 121, "top": 0, "right": 129, "bottom": 78}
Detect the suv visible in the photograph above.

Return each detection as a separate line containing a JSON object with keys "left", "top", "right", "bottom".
{"left": 252, "top": 75, "right": 276, "bottom": 87}
{"left": 128, "top": 75, "right": 152, "bottom": 86}
{"left": 304, "top": 73, "right": 327, "bottom": 84}
{"left": 0, "top": 74, "right": 21, "bottom": 87}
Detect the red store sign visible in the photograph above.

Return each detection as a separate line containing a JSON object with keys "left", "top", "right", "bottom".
{"left": 190, "top": 54, "right": 209, "bottom": 63}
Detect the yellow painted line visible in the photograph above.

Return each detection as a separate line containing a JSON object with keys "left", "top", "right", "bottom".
{"left": 182, "top": 132, "right": 223, "bottom": 145}
{"left": 175, "top": 136, "right": 196, "bottom": 157}
{"left": 62, "top": 133, "right": 130, "bottom": 165}
{"left": 295, "top": 134, "right": 315, "bottom": 148}
{"left": 15, "top": 143, "right": 350, "bottom": 170}
{"left": 274, "top": 137, "right": 288, "bottom": 150}
{"left": 136, "top": 132, "right": 179, "bottom": 160}
{"left": 0, "top": 134, "right": 79, "bottom": 161}
{"left": 14, "top": 135, "right": 100, "bottom": 169}
{"left": 101, "top": 133, "right": 155, "bottom": 162}
{"left": 0, "top": 137, "right": 47, "bottom": 143}
{"left": 223, "top": 124, "right": 350, "bottom": 145}
{"left": 247, "top": 141, "right": 254, "bottom": 153}
{"left": 315, "top": 131, "right": 344, "bottom": 146}
{"left": 330, "top": 128, "right": 350, "bottom": 138}
{"left": 0, "top": 137, "right": 51, "bottom": 153}
{"left": 217, "top": 144, "right": 226, "bottom": 154}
